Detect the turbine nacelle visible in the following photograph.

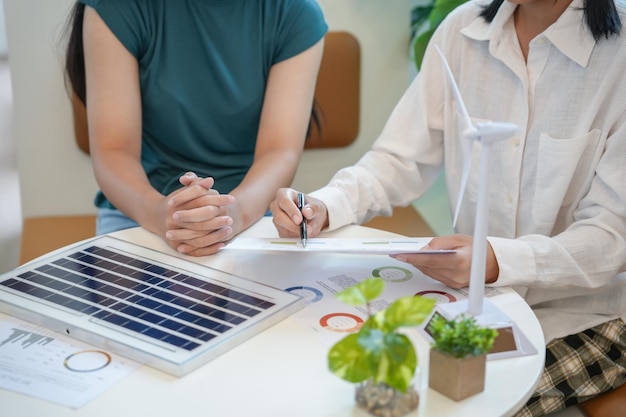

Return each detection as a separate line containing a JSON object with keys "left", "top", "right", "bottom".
{"left": 463, "top": 122, "right": 517, "bottom": 145}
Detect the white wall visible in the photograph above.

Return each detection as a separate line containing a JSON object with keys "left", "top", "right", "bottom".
{"left": 0, "top": 0, "right": 18, "bottom": 272}
{"left": 0, "top": 1, "right": 7, "bottom": 58}
{"left": 294, "top": 0, "right": 412, "bottom": 192}
{"left": 6, "top": 0, "right": 97, "bottom": 220}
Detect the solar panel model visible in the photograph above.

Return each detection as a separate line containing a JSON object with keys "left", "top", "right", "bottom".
{"left": 0, "top": 236, "right": 305, "bottom": 376}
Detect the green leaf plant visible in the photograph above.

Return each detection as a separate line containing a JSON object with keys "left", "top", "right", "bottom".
{"left": 427, "top": 313, "right": 498, "bottom": 358}
{"left": 327, "top": 278, "right": 436, "bottom": 393}
{"left": 411, "top": 0, "right": 469, "bottom": 71}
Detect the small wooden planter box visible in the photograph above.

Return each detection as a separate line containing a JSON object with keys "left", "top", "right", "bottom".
{"left": 428, "top": 348, "right": 486, "bottom": 401}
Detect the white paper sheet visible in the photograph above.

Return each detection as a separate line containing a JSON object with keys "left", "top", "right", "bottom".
{"left": 223, "top": 237, "right": 457, "bottom": 255}
{"left": 0, "top": 314, "right": 140, "bottom": 408}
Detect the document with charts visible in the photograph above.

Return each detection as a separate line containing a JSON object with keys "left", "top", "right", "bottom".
{"left": 238, "top": 249, "right": 525, "bottom": 357}
{"left": 0, "top": 314, "right": 140, "bottom": 408}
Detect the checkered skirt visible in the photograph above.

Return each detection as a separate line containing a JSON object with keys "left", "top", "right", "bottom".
{"left": 514, "top": 318, "right": 626, "bottom": 417}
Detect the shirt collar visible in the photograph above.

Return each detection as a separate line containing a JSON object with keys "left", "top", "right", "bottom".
{"left": 461, "top": 0, "right": 595, "bottom": 68}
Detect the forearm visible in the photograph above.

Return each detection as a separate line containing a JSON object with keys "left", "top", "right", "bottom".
{"left": 490, "top": 222, "right": 626, "bottom": 291}
{"left": 228, "top": 148, "right": 302, "bottom": 234}
{"left": 92, "top": 149, "right": 165, "bottom": 235}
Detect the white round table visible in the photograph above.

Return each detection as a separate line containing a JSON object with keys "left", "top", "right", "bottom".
{"left": 0, "top": 217, "right": 545, "bottom": 417}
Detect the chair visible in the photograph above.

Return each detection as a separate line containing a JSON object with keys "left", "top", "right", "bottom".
{"left": 578, "top": 383, "right": 626, "bottom": 417}
{"left": 15, "top": 29, "right": 432, "bottom": 265}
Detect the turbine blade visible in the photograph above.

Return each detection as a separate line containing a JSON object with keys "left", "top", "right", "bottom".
{"left": 435, "top": 45, "right": 473, "bottom": 131}
{"left": 435, "top": 45, "right": 473, "bottom": 228}
{"left": 453, "top": 142, "right": 472, "bottom": 228}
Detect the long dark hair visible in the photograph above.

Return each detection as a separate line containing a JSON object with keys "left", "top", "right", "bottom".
{"left": 479, "top": 0, "right": 622, "bottom": 41}
{"left": 64, "top": 2, "right": 86, "bottom": 104}
{"left": 63, "top": 2, "right": 321, "bottom": 138}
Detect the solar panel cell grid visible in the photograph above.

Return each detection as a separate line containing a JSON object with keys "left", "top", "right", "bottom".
{"left": 0, "top": 236, "right": 304, "bottom": 376}
{"left": 1, "top": 244, "right": 276, "bottom": 351}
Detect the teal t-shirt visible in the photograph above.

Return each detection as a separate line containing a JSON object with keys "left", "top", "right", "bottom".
{"left": 80, "top": 0, "right": 328, "bottom": 208}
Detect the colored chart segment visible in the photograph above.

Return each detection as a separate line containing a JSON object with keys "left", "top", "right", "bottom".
{"left": 416, "top": 290, "right": 457, "bottom": 303}
{"left": 372, "top": 266, "right": 413, "bottom": 282}
{"left": 285, "top": 286, "right": 324, "bottom": 304}
{"left": 319, "top": 313, "right": 364, "bottom": 333}
{"left": 64, "top": 350, "right": 112, "bottom": 373}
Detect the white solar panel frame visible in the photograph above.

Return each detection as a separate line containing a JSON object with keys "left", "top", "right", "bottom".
{"left": 0, "top": 236, "right": 305, "bottom": 376}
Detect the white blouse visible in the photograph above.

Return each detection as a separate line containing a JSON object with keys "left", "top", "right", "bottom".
{"left": 310, "top": 0, "right": 626, "bottom": 342}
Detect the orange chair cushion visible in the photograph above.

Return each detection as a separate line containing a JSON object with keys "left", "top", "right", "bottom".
{"left": 362, "top": 206, "right": 434, "bottom": 237}
{"left": 305, "top": 31, "right": 360, "bottom": 149}
{"left": 20, "top": 215, "right": 96, "bottom": 265}
{"left": 578, "top": 382, "right": 626, "bottom": 417}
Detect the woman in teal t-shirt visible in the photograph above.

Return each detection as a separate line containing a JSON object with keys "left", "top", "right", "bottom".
{"left": 64, "top": 0, "right": 327, "bottom": 256}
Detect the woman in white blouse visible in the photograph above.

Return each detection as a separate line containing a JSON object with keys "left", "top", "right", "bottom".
{"left": 271, "top": 1, "right": 626, "bottom": 415}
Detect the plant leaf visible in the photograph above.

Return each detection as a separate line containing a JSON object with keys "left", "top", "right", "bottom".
{"left": 412, "top": 27, "right": 435, "bottom": 71}
{"left": 374, "top": 333, "right": 417, "bottom": 393}
{"left": 335, "top": 277, "right": 384, "bottom": 306}
{"left": 428, "top": 314, "right": 499, "bottom": 358}
{"left": 410, "top": 4, "right": 434, "bottom": 37}
{"left": 412, "top": 0, "right": 469, "bottom": 71}
{"left": 328, "top": 334, "right": 373, "bottom": 383}
{"left": 357, "top": 327, "right": 386, "bottom": 353}
{"left": 384, "top": 295, "right": 436, "bottom": 330}
{"left": 430, "top": 0, "right": 460, "bottom": 26}
{"left": 357, "top": 326, "right": 386, "bottom": 377}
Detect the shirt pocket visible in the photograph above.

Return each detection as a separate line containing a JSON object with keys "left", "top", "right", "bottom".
{"left": 533, "top": 129, "right": 601, "bottom": 227}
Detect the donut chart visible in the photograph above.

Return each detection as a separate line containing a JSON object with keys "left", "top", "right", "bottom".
{"left": 63, "top": 350, "right": 112, "bottom": 373}
{"left": 415, "top": 290, "right": 457, "bottom": 303}
{"left": 285, "top": 286, "right": 324, "bottom": 303}
{"left": 319, "top": 312, "right": 364, "bottom": 333}
{"left": 371, "top": 266, "right": 413, "bottom": 282}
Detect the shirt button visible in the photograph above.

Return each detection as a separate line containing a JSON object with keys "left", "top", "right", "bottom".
{"left": 507, "top": 194, "right": 514, "bottom": 204}
{"left": 512, "top": 137, "right": 520, "bottom": 147}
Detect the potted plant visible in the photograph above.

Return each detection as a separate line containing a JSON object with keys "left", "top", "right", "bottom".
{"left": 427, "top": 313, "right": 498, "bottom": 401}
{"left": 327, "top": 277, "right": 436, "bottom": 417}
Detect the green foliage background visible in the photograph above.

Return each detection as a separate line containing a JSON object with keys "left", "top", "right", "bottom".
{"left": 411, "top": 0, "right": 469, "bottom": 70}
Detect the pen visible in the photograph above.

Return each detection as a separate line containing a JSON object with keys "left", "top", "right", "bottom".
{"left": 297, "top": 192, "right": 307, "bottom": 248}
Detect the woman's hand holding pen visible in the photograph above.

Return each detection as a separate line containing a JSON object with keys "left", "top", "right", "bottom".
{"left": 270, "top": 188, "right": 329, "bottom": 238}
{"left": 163, "top": 172, "right": 235, "bottom": 256}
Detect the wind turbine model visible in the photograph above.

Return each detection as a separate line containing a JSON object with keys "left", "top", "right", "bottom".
{"left": 435, "top": 46, "right": 517, "bottom": 316}
{"left": 419, "top": 58, "right": 537, "bottom": 358}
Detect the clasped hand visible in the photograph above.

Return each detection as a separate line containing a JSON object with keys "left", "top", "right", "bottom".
{"left": 270, "top": 187, "right": 499, "bottom": 287}
{"left": 162, "top": 172, "right": 235, "bottom": 256}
